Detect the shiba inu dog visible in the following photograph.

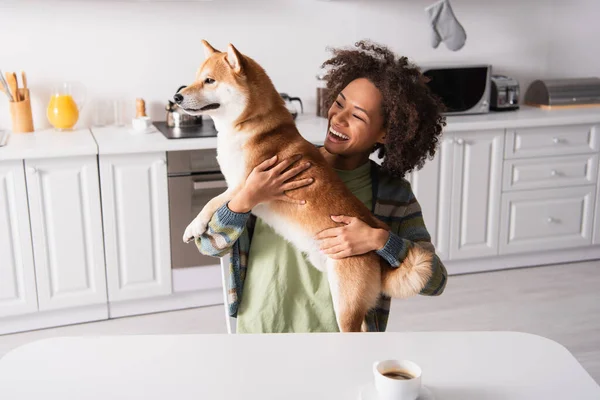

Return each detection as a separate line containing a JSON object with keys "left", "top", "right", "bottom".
{"left": 179, "top": 40, "right": 432, "bottom": 332}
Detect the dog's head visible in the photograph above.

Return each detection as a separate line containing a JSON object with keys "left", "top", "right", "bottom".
{"left": 174, "top": 40, "right": 250, "bottom": 122}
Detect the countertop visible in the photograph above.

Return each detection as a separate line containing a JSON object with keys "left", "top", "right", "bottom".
{"left": 0, "top": 128, "right": 97, "bottom": 162}
{"left": 1, "top": 106, "right": 600, "bottom": 160}
{"left": 443, "top": 105, "right": 600, "bottom": 132}
{"left": 87, "top": 106, "right": 600, "bottom": 156}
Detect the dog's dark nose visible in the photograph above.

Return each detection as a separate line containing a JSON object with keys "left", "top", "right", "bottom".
{"left": 173, "top": 93, "right": 184, "bottom": 104}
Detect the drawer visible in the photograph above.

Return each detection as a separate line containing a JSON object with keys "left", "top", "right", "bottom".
{"left": 499, "top": 186, "right": 595, "bottom": 254}
{"left": 505, "top": 124, "right": 599, "bottom": 159}
{"left": 503, "top": 154, "right": 599, "bottom": 191}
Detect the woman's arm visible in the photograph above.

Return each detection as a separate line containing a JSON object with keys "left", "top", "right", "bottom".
{"left": 194, "top": 155, "right": 313, "bottom": 257}
{"left": 316, "top": 200, "right": 447, "bottom": 296}
{"left": 374, "top": 197, "right": 447, "bottom": 296}
{"left": 195, "top": 201, "right": 252, "bottom": 257}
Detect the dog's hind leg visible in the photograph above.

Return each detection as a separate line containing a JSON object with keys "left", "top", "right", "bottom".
{"left": 326, "top": 257, "right": 380, "bottom": 332}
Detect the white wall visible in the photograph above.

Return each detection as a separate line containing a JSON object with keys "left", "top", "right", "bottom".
{"left": 546, "top": 0, "right": 600, "bottom": 79}
{"left": 0, "top": 0, "right": 597, "bottom": 131}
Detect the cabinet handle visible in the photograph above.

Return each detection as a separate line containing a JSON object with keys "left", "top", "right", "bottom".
{"left": 193, "top": 180, "right": 228, "bottom": 190}
{"left": 552, "top": 137, "right": 565, "bottom": 144}
{"left": 546, "top": 217, "right": 558, "bottom": 224}
{"left": 28, "top": 167, "right": 37, "bottom": 174}
{"left": 550, "top": 169, "right": 559, "bottom": 177}
{"left": 455, "top": 138, "right": 465, "bottom": 145}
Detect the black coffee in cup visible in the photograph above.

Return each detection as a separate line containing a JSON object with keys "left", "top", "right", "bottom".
{"left": 382, "top": 369, "right": 415, "bottom": 380}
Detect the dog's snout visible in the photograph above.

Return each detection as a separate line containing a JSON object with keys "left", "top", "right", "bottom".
{"left": 173, "top": 93, "right": 184, "bottom": 104}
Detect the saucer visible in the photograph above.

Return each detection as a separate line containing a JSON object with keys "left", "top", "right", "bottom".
{"left": 358, "top": 382, "right": 434, "bottom": 400}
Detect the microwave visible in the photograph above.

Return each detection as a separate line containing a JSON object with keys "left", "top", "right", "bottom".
{"left": 420, "top": 64, "right": 491, "bottom": 115}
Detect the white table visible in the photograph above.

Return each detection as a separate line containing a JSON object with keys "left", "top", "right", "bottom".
{"left": 0, "top": 332, "right": 598, "bottom": 399}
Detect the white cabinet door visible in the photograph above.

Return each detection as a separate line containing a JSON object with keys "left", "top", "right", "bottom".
{"left": 407, "top": 138, "right": 454, "bottom": 261}
{"left": 25, "top": 156, "right": 107, "bottom": 311}
{"left": 99, "top": 153, "right": 172, "bottom": 302}
{"left": 0, "top": 160, "right": 38, "bottom": 318}
{"left": 500, "top": 186, "right": 595, "bottom": 254}
{"left": 449, "top": 130, "right": 504, "bottom": 260}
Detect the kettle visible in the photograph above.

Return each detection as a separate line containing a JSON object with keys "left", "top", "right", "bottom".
{"left": 280, "top": 93, "right": 303, "bottom": 120}
{"left": 166, "top": 85, "right": 204, "bottom": 128}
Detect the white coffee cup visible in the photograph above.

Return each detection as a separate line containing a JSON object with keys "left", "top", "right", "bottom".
{"left": 373, "top": 359, "right": 422, "bottom": 400}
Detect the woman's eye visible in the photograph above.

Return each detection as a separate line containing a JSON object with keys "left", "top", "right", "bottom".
{"left": 335, "top": 100, "right": 343, "bottom": 108}
{"left": 353, "top": 114, "right": 365, "bottom": 122}
{"left": 204, "top": 78, "right": 215, "bottom": 84}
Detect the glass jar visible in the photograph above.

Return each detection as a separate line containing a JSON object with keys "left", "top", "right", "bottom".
{"left": 46, "top": 82, "right": 86, "bottom": 131}
{"left": 316, "top": 73, "right": 329, "bottom": 118}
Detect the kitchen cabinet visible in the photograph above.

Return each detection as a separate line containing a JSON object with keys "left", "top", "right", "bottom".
{"left": 25, "top": 156, "right": 108, "bottom": 311}
{"left": 505, "top": 124, "right": 599, "bottom": 159}
{"left": 0, "top": 160, "right": 38, "bottom": 318}
{"left": 407, "top": 137, "right": 454, "bottom": 261}
{"left": 449, "top": 130, "right": 504, "bottom": 260}
{"left": 410, "top": 130, "right": 504, "bottom": 262}
{"left": 99, "top": 152, "right": 172, "bottom": 306}
{"left": 500, "top": 186, "right": 595, "bottom": 254}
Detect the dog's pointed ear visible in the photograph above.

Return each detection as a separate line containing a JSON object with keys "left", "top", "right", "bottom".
{"left": 202, "top": 40, "right": 219, "bottom": 58}
{"left": 226, "top": 43, "right": 244, "bottom": 74}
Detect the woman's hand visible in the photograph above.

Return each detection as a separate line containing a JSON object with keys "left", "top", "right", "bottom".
{"left": 316, "top": 215, "right": 390, "bottom": 259}
{"left": 228, "top": 155, "right": 313, "bottom": 213}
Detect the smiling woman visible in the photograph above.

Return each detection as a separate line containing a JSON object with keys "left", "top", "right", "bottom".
{"left": 192, "top": 40, "right": 448, "bottom": 334}
{"left": 322, "top": 41, "right": 446, "bottom": 177}
{"left": 322, "top": 78, "right": 387, "bottom": 171}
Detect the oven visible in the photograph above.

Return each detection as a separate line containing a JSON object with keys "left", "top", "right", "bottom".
{"left": 167, "top": 149, "right": 226, "bottom": 269}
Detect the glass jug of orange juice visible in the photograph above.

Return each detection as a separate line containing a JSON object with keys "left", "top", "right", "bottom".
{"left": 47, "top": 82, "right": 86, "bottom": 130}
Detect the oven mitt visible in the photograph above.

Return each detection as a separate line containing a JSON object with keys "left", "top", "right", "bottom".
{"left": 425, "top": 0, "right": 467, "bottom": 51}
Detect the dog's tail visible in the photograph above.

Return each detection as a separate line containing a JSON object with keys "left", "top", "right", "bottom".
{"left": 380, "top": 245, "right": 433, "bottom": 298}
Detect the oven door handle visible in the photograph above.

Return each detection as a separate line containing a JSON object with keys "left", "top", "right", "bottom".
{"left": 193, "top": 180, "right": 228, "bottom": 190}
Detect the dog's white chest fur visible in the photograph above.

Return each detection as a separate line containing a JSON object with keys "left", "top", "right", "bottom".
{"left": 214, "top": 124, "right": 326, "bottom": 272}
{"left": 216, "top": 129, "right": 247, "bottom": 189}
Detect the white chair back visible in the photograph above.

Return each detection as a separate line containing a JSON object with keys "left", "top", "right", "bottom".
{"left": 219, "top": 254, "right": 237, "bottom": 334}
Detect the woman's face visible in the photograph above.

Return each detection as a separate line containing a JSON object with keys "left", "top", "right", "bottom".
{"left": 325, "top": 78, "right": 386, "bottom": 156}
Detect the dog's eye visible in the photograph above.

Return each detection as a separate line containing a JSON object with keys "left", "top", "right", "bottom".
{"left": 204, "top": 78, "right": 215, "bottom": 85}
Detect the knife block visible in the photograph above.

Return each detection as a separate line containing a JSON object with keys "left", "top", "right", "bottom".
{"left": 9, "top": 89, "right": 34, "bottom": 133}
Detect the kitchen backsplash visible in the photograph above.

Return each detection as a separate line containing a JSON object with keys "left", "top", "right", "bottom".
{"left": 0, "top": 0, "right": 598, "bottom": 130}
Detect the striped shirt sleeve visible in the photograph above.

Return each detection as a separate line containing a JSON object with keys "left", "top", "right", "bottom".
{"left": 376, "top": 195, "right": 447, "bottom": 297}
{"left": 195, "top": 202, "right": 251, "bottom": 257}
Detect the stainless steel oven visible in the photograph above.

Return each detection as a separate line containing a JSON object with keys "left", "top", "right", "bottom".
{"left": 167, "top": 149, "right": 226, "bottom": 269}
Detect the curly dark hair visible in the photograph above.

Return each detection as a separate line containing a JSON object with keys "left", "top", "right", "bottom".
{"left": 321, "top": 40, "right": 446, "bottom": 177}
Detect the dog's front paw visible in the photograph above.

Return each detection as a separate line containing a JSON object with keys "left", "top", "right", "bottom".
{"left": 182, "top": 215, "right": 210, "bottom": 243}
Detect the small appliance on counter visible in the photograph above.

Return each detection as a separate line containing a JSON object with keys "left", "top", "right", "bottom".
{"left": 421, "top": 64, "right": 491, "bottom": 115}
{"left": 490, "top": 75, "right": 520, "bottom": 111}
{"left": 167, "top": 85, "right": 204, "bottom": 128}
{"left": 524, "top": 77, "right": 600, "bottom": 109}
{"left": 154, "top": 85, "right": 218, "bottom": 139}
{"left": 279, "top": 93, "right": 303, "bottom": 119}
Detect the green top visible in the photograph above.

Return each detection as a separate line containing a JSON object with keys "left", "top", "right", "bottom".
{"left": 236, "top": 162, "right": 373, "bottom": 333}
